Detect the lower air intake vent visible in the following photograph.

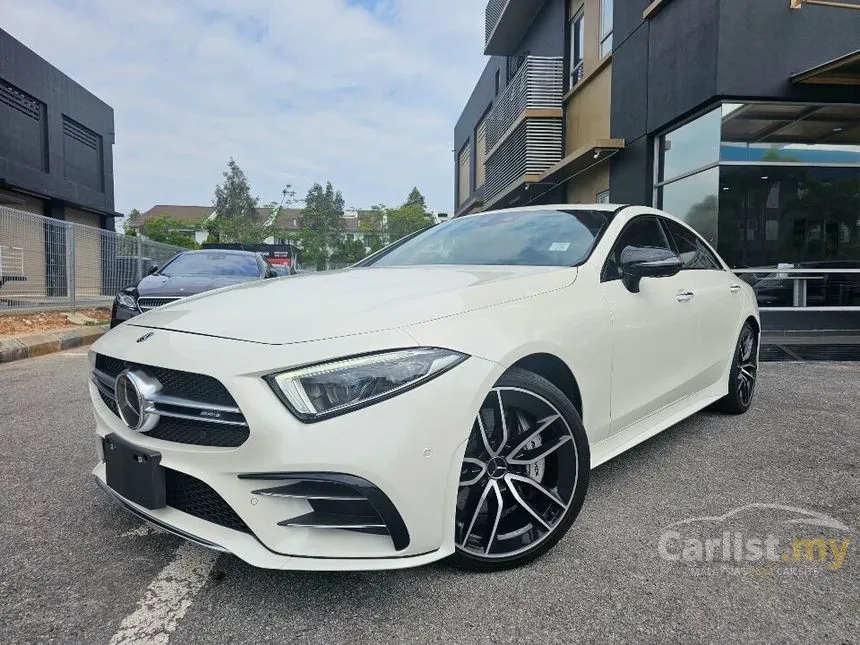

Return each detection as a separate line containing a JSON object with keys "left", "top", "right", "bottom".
{"left": 239, "top": 473, "right": 410, "bottom": 550}
{"left": 166, "top": 469, "right": 252, "bottom": 535}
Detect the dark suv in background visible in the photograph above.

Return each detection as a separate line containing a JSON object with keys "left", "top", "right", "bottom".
{"left": 111, "top": 249, "right": 277, "bottom": 328}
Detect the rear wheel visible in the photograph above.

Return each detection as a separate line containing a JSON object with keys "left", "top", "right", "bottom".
{"left": 716, "top": 321, "right": 758, "bottom": 414}
{"left": 450, "top": 368, "right": 590, "bottom": 571}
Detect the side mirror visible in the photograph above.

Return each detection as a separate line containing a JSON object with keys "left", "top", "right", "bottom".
{"left": 147, "top": 265, "right": 159, "bottom": 275}
{"left": 265, "top": 269, "right": 277, "bottom": 279}
{"left": 619, "top": 245, "right": 682, "bottom": 293}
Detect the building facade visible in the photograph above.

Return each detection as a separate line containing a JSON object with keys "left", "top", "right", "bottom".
{"left": 454, "top": 0, "right": 860, "bottom": 331}
{"left": 0, "top": 28, "right": 116, "bottom": 229}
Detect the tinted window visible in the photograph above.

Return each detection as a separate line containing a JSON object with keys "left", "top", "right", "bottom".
{"left": 160, "top": 253, "right": 260, "bottom": 277}
{"left": 662, "top": 219, "right": 722, "bottom": 270}
{"left": 603, "top": 216, "right": 671, "bottom": 281}
{"left": 367, "top": 209, "right": 610, "bottom": 267}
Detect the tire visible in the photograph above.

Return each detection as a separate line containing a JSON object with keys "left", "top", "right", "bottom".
{"left": 715, "top": 321, "right": 759, "bottom": 415}
{"left": 450, "top": 368, "right": 590, "bottom": 571}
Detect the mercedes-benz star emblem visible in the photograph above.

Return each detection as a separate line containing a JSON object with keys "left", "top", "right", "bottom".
{"left": 115, "top": 369, "right": 161, "bottom": 432}
{"left": 487, "top": 457, "right": 508, "bottom": 480}
{"left": 136, "top": 332, "right": 154, "bottom": 343}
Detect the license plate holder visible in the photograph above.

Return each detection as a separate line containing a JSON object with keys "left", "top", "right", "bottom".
{"left": 104, "top": 433, "right": 166, "bottom": 510}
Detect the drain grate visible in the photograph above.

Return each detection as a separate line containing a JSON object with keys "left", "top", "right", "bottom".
{"left": 760, "top": 344, "right": 860, "bottom": 362}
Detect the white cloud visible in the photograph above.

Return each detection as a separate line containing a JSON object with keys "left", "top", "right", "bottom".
{"left": 2, "top": 0, "right": 488, "bottom": 214}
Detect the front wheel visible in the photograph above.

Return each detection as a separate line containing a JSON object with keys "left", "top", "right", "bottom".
{"left": 450, "top": 368, "right": 590, "bottom": 571}
{"left": 716, "top": 321, "right": 758, "bottom": 414}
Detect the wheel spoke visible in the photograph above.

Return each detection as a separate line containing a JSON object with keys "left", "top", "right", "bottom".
{"left": 461, "top": 480, "right": 495, "bottom": 548}
{"left": 484, "top": 481, "right": 504, "bottom": 554}
{"left": 476, "top": 413, "right": 494, "bottom": 458}
{"left": 507, "top": 414, "right": 560, "bottom": 462}
{"left": 506, "top": 473, "right": 568, "bottom": 510}
{"left": 508, "top": 434, "right": 571, "bottom": 466}
{"left": 459, "top": 458, "right": 486, "bottom": 487}
{"left": 507, "top": 477, "right": 551, "bottom": 531}
{"left": 496, "top": 390, "right": 509, "bottom": 456}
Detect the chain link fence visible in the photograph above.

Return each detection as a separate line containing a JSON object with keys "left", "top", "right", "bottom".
{"left": 0, "top": 205, "right": 185, "bottom": 313}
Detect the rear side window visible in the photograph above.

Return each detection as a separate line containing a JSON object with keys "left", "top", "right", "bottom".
{"left": 602, "top": 216, "right": 671, "bottom": 281}
{"left": 662, "top": 219, "right": 722, "bottom": 271}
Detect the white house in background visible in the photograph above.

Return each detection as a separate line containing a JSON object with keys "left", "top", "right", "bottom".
{"left": 135, "top": 205, "right": 390, "bottom": 254}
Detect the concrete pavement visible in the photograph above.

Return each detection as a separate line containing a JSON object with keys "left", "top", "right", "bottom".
{"left": 0, "top": 351, "right": 857, "bottom": 645}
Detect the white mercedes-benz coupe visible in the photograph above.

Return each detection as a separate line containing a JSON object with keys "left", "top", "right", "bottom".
{"left": 89, "top": 204, "right": 759, "bottom": 571}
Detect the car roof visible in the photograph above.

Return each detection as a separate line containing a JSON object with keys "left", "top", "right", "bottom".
{"left": 179, "top": 249, "right": 259, "bottom": 255}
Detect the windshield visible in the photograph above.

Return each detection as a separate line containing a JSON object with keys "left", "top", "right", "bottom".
{"left": 367, "top": 209, "right": 610, "bottom": 267}
{"left": 160, "top": 252, "right": 259, "bottom": 277}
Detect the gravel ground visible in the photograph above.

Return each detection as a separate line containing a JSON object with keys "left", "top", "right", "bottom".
{"left": 0, "top": 351, "right": 857, "bottom": 645}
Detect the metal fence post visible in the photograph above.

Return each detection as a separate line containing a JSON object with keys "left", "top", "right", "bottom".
{"left": 136, "top": 236, "right": 143, "bottom": 282}
{"left": 67, "top": 223, "right": 77, "bottom": 311}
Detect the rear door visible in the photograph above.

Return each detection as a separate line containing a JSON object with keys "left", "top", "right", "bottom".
{"left": 660, "top": 218, "right": 741, "bottom": 389}
{"left": 600, "top": 216, "right": 700, "bottom": 433}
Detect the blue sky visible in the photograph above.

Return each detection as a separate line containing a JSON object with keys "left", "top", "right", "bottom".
{"left": 3, "top": 0, "right": 488, "bottom": 215}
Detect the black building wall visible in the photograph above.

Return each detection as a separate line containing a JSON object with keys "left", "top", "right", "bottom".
{"left": 453, "top": 0, "right": 566, "bottom": 211}
{"left": 610, "top": 0, "right": 860, "bottom": 207}
{"left": 454, "top": 56, "right": 507, "bottom": 207}
{"left": 0, "top": 28, "right": 115, "bottom": 223}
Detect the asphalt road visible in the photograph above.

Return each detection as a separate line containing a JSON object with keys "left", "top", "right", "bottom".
{"left": 0, "top": 350, "right": 857, "bottom": 645}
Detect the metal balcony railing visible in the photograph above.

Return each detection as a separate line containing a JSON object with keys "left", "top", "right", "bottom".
{"left": 485, "top": 0, "right": 506, "bottom": 47}
{"left": 485, "top": 57, "right": 564, "bottom": 153}
{"left": 483, "top": 57, "right": 564, "bottom": 205}
{"left": 484, "top": 0, "right": 550, "bottom": 55}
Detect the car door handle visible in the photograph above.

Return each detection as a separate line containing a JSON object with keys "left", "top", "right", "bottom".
{"left": 676, "top": 291, "right": 695, "bottom": 303}
{"left": 730, "top": 284, "right": 742, "bottom": 293}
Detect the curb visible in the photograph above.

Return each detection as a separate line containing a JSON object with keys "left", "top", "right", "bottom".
{"left": 0, "top": 325, "right": 108, "bottom": 365}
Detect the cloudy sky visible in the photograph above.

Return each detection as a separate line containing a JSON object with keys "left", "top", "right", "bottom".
{"left": 3, "top": 0, "right": 487, "bottom": 215}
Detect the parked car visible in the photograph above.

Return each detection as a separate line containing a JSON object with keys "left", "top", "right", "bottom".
{"left": 111, "top": 249, "right": 277, "bottom": 328}
{"left": 90, "top": 205, "right": 759, "bottom": 572}
{"left": 271, "top": 264, "right": 297, "bottom": 277}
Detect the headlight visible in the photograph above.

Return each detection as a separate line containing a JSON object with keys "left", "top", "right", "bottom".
{"left": 266, "top": 348, "right": 468, "bottom": 422}
{"left": 116, "top": 292, "right": 137, "bottom": 310}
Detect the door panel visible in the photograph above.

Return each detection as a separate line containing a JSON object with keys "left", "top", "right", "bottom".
{"left": 601, "top": 216, "right": 699, "bottom": 434}
{"left": 602, "top": 275, "right": 698, "bottom": 433}
{"left": 661, "top": 218, "right": 742, "bottom": 390}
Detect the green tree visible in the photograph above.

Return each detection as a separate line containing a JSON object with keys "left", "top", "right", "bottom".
{"left": 387, "top": 188, "right": 433, "bottom": 242}
{"left": 124, "top": 208, "right": 143, "bottom": 234}
{"left": 358, "top": 205, "right": 387, "bottom": 253}
{"left": 139, "top": 215, "right": 199, "bottom": 249}
{"left": 295, "top": 229, "right": 328, "bottom": 271}
{"left": 331, "top": 238, "right": 367, "bottom": 265}
{"left": 208, "top": 158, "right": 274, "bottom": 244}
{"left": 299, "top": 182, "right": 345, "bottom": 248}
{"left": 405, "top": 187, "right": 427, "bottom": 209}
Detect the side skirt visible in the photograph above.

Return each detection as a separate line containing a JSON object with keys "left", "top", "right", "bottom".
{"left": 589, "top": 384, "right": 725, "bottom": 469}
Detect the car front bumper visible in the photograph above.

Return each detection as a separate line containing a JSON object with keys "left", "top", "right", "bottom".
{"left": 88, "top": 323, "right": 504, "bottom": 570}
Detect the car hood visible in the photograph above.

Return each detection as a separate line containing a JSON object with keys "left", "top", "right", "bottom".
{"left": 128, "top": 265, "right": 577, "bottom": 344}
{"left": 136, "top": 273, "right": 259, "bottom": 297}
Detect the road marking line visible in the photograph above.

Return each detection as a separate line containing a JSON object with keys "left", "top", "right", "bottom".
{"left": 108, "top": 543, "right": 217, "bottom": 645}
{"left": 120, "top": 523, "right": 162, "bottom": 538}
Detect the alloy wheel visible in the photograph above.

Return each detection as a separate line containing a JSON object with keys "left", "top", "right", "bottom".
{"left": 456, "top": 387, "right": 579, "bottom": 559}
{"left": 737, "top": 326, "right": 757, "bottom": 407}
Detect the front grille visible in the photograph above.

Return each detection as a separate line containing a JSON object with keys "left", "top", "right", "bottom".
{"left": 93, "top": 353, "right": 249, "bottom": 448}
{"left": 138, "top": 297, "right": 182, "bottom": 312}
{"left": 95, "top": 354, "right": 235, "bottom": 408}
{"left": 147, "top": 417, "right": 249, "bottom": 448}
{"left": 166, "top": 469, "right": 251, "bottom": 534}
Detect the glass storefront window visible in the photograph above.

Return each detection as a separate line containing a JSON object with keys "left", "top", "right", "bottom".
{"left": 659, "top": 107, "right": 721, "bottom": 182}
{"left": 659, "top": 167, "right": 719, "bottom": 245}
{"left": 717, "top": 166, "right": 860, "bottom": 268}
{"left": 718, "top": 165, "right": 860, "bottom": 308}
{"left": 720, "top": 103, "right": 860, "bottom": 165}
{"left": 656, "top": 101, "right": 860, "bottom": 309}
